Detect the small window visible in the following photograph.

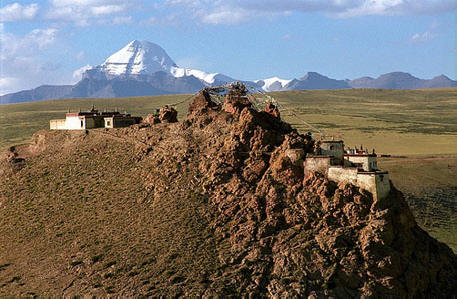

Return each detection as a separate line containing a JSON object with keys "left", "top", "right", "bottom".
{"left": 330, "top": 145, "right": 334, "bottom": 150}
{"left": 80, "top": 120, "right": 84, "bottom": 127}
{"left": 380, "top": 175, "right": 384, "bottom": 181}
{"left": 107, "top": 120, "right": 111, "bottom": 126}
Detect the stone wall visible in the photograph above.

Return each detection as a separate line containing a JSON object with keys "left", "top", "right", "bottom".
{"left": 112, "top": 117, "right": 138, "bottom": 128}
{"left": 375, "top": 172, "right": 391, "bottom": 200}
{"left": 328, "top": 166, "right": 358, "bottom": 184}
{"left": 86, "top": 117, "right": 104, "bottom": 129}
{"left": 345, "top": 155, "right": 378, "bottom": 171}
{"left": 328, "top": 166, "right": 390, "bottom": 200}
{"left": 304, "top": 156, "right": 332, "bottom": 175}
{"left": 85, "top": 117, "right": 96, "bottom": 129}
{"left": 354, "top": 172, "right": 377, "bottom": 197}
{"left": 50, "top": 119, "right": 66, "bottom": 130}
{"left": 320, "top": 141, "right": 344, "bottom": 164}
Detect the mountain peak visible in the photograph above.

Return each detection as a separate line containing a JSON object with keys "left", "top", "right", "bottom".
{"left": 99, "top": 40, "right": 177, "bottom": 76}
{"left": 432, "top": 74, "right": 451, "bottom": 80}
{"left": 300, "top": 72, "right": 328, "bottom": 80}
{"left": 126, "top": 40, "right": 164, "bottom": 50}
{"left": 378, "top": 72, "right": 417, "bottom": 79}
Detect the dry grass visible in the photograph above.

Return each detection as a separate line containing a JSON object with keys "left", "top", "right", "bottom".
{"left": 378, "top": 157, "right": 457, "bottom": 251}
{"left": 0, "top": 94, "right": 191, "bottom": 151}
{"left": 273, "top": 88, "right": 457, "bottom": 156}
{"left": 0, "top": 129, "right": 218, "bottom": 296}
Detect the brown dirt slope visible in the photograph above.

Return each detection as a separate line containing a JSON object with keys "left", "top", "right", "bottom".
{"left": 0, "top": 91, "right": 456, "bottom": 297}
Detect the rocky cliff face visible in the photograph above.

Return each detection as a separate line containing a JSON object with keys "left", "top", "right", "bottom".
{"left": 0, "top": 92, "right": 456, "bottom": 297}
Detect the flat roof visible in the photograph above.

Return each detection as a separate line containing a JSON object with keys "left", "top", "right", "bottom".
{"left": 345, "top": 154, "right": 377, "bottom": 157}
{"left": 306, "top": 155, "right": 333, "bottom": 159}
{"left": 329, "top": 165, "right": 358, "bottom": 170}
{"left": 357, "top": 171, "right": 389, "bottom": 175}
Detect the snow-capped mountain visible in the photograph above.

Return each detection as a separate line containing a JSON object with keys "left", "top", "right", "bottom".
{"left": 170, "top": 68, "right": 234, "bottom": 85}
{"left": 88, "top": 40, "right": 234, "bottom": 86}
{"left": 98, "top": 40, "right": 177, "bottom": 76}
{"left": 1, "top": 40, "right": 456, "bottom": 104}
{"left": 254, "top": 77, "right": 293, "bottom": 92}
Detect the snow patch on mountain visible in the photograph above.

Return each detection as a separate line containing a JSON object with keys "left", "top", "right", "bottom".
{"left": 73, "top": 65, "right": 92, "bottom": 81}
{"left": 171, "top": 67, "right": 222, "bottom": 84}
{"left": 254, "top": 77, "right": 292, "bottom": 91}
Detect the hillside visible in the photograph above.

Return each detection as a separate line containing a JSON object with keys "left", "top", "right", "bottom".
{"left": 1, "top": 89, "right": 457, "bottom": 251}
{"left": 0, "top": 92, "right": 456, "bottom": 296}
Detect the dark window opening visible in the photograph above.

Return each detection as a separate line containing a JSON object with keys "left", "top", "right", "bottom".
{"left": 80, "top": 120, "right": 83, "bottom": 127}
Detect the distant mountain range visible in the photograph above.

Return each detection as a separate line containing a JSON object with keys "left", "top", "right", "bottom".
{"left": 1, "top": 40, "right": 456, "bottom": 104}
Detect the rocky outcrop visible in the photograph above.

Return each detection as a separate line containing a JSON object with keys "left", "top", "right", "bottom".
{"left": 187, "top": 89, "right": 220, "bottom": 117}
{"left": 158, "top": 106, "right": 178, "bottom": 123}
{"left": 142, "top": 113, "right": 161, "bottom": 124}
{"left": 143, "top": 105, "right": 179, "bottom": 124}
{"left": 182, "top": 95, "right": 457, "bottom": 297}
{"left": 264, "top": 102, "right": 280, "bottom": 118}
{"left": 0, "top": 147, "right": 25, "bottom": 176}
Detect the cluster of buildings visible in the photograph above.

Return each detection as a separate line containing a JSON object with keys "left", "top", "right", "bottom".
{"left": 50, "top": 106, "right": 141, "bottom": 130}
{"left": 48, "top": 98, "right": 390, "bottom": 201}
{"left": 304, "top": 140, "right": 391, "bottom": 200}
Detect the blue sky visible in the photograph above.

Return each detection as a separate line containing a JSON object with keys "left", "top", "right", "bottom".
{"left": 1, "top": 0, "right": 456, "bottom": 95}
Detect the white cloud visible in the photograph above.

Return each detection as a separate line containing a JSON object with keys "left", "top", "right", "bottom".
{"left": 91, "top": 5, "right": 124, "bottom": 15}
{"left": 140, "top": 16, "right": 157, "bottom": 25}
{"left": 165, "top": 0, "right": 201, "bottom": 7}
{"left": 76, "top": 51, "right": 85, "bottom": 61}
{"left": 0, "top": 3, "right": 39, "bottom": 22}
{"left": 334, "top": 0, "right": 404, "bottom": 18}
{"left": 49, "top": 0, "right": 124, "bottom": 7}
{"left": 0, "top": 77, "right": 19, "bottom": 91}
{"left": 237, "top": 0, "right": 457, "bottom": 16}
{"left": 28, "top": 28, "right": 58, "bottom": 48}
{"left": 200, "top": 6, "right": 251, "bottom": 25}
{"left": 0, "top": 26, "right": 67, "bottom": 95}
{"left": 1, "top": 27, "right": 57, "bottom": 57}
{"left": 164, "top": 0, "right": 457, "bottom": 25}
{"left": 410, "top": 31, "right": 433, "bottom": 42}
{"left": 46, "top": 0, "right": 139, "bottom": 26}
{"left": 72, "top": 65, "right": 92, "bottom": 82}
{"left": 112, "top": 15, "right": 133, "bottom": 24}
{"left": 408, "top": 22, "right": 437, "bottom": 43}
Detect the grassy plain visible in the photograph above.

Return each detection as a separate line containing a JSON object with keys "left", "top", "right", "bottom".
{"left": 0, "top": 94, "right": 191, "bottom": 150}
{"left": 1, "top": 88, "right": 457, "bottom": 251}
{"left": 273, "top": 88, "right": 457, "bottom": 156}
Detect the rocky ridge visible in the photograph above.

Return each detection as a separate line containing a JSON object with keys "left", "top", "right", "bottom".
{"left": 0, "top": 91, "right": 456, "bottom": 296}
